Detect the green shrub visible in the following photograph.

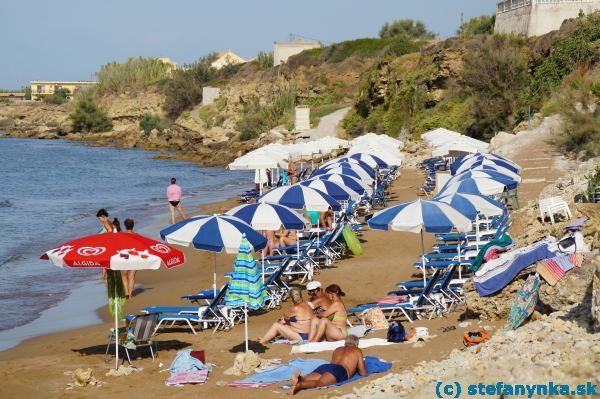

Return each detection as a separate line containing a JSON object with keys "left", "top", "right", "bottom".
{"left": 379, "top": 19, "right": 436, "bottom": 40}
{"left": 456, "top": 15, "right": 496, "bottom": 37}
{"left": 96, "top": 57, "right": 171, "bottom": 95}
{"left": 528, "top": 11, "right": 600, "bottom": 109}
{"left": 42, "top": 88, "right": 70, "bottom": 104}
{"left": 162, "top": 56, "right": 216, "bottom": 119}
{"left": 139, "top": 113, "right": 170, "bottom": 134}
{"left": 236, "top": 82, "right": 296, "bottom": 140}
{"left": 461, "top": 35, "right": 529, "bottom": 140}
{"left": 256, "top": 51, "right": 274, "bottom": 69}
{"left": 70, "top": 93, "right": 113, "bottom": 133}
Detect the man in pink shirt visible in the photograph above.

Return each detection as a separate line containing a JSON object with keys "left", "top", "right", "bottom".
{"left": 167, "top": 178, "right": 187, "bottom": 224}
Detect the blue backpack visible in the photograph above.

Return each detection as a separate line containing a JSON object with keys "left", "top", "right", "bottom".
{"left": 387, "top": 320, "right": 406, "bottom": 342}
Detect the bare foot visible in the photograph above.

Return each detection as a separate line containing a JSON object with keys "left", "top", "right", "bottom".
{"left": 288, "top": 371, "right": 301, "bottom": 395}
{"left": 257, "top": 337, "right": 265, "bottom": 345}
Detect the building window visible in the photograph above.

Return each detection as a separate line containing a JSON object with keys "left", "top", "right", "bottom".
{"left": 54, "top": 85, "right": 61, "bottom": 92}
{"left": 37, "top": 85, "right": 44, "bottom": 94}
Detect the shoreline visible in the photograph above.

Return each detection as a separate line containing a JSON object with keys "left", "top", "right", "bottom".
{"left": 0, "top": 193, "right": 241, "bottom": 353}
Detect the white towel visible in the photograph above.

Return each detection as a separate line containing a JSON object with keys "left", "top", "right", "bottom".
{"left": 290, "top": 338, "right": 395, "bottom": 354}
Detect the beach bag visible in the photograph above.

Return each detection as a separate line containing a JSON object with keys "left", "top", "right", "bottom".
{"left": 361, "top": 307, "right": 389, "bottom": 330}
{"left": 463, "top": 330, "right": 490, "bottom": 347}
{"left": 342, "top": 225, "right": 363, "bottom": 256}
{"left": 387, "top": 321, "right": 406, "bottom": 342}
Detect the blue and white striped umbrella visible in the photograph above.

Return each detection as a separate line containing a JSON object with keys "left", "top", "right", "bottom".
{"left": 225, "top": 203, "right": 310, "bottom": 231}
{"left": 368, "top": 199, "right": 472, "bottom": 283}
{"left": 438, "top": 176, "right": 508, "bottom": 197}
{"left": 320, "top": 157, "right": 376, "bottom": 176}
{"left": 468, "top": 164, "right": 522, "bottom": 182}
{"left": 312, "top": 164, "right": 374, "bottom": 183}
{"left": 448, "top": 170, "right": 520, "bottom": 190}
{"left": 160, "top": 214, "right": 267, "bottom": 295}
{"left": 312, "top": 173, "right": 372, "bottom": 197}
{"left": 258, "top": 185, "right": 341, "bottom": 211}
{"left": 160, "top": 214, "right": 267, "bottom": 253}
{"left": 300, "top": 178, "right": 362, "bottom": 202}
{"left": 452, "top": 155, "right": 520, "bottom": 175}
{"left": 434, "top": 192, "right": 506, "bottom": 220}
{"left": 368, "top": 199, "right": 472, "bottom": 234}
{"left": 348, "top": 153, "right": 388, "bottom": 168}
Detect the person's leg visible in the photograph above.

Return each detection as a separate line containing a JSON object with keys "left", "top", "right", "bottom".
{"left": 258, "top": 323, "right": 302, "bottom": 344}
{"left": 168, "top": 204, "right": 176, "bottom": 224}
{"left": 128, "top": 270, "right": 137, "bottom": 298}
{"left": 290, "top": 372, "right": 336, "bottom": 394}
{"left": 176, "top": 203, "right": 187, "bottom": 220}
{"left": 323, "top": 324, "right": 346, "bottom": 341}
{"left": 101, "top": 269, "right": 107, "bottom": 283}
{"left": 307, "top": 317, "right": 320, "bottom": 342}
{"left": 310, "top": 318, "right": 329, "bottom": 342}
{"left": 120, "top": 271, "right": 130, "bottom": 299}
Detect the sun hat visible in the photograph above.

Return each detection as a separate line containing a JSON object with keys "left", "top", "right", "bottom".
{"left": 306, "top": 281, "right": 322, "bottom": 291}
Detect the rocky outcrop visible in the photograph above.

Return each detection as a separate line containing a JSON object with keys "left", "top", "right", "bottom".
{"left": 337, "top": 314, "right": 600, "bottom": 399}
{"left": 591, "top": 256, "right": 600, "bottom": 332}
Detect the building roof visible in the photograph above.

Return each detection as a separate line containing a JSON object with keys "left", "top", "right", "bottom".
{"left": 211, "top": 51, "right": 246, "bottom": 69}
{"left": 30, "top": 81, "right": 97, "bottom": 85}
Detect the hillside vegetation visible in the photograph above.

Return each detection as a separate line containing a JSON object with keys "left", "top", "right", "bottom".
{"left": 344, "top": 12, "right": 600, "bottom": 157}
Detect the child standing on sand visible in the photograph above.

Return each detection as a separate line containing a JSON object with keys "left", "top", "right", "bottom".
{"left": 167, "top": 177, "right": 187, "bottom": 224}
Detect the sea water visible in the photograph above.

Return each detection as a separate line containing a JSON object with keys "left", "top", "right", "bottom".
{"left": 0, "top": 137, "right": 252, "bottom": 350}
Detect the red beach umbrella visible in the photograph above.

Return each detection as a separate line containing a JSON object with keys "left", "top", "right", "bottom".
{"left": 41, "top": 232, "right": 185, "bottom": 369}
{"left": 41, "top": 232, "right": 185, "bottom": 270}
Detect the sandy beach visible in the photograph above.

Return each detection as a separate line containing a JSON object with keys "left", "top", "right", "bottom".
{"left": 0, "top": 165, "right": 504, "bottom": 399}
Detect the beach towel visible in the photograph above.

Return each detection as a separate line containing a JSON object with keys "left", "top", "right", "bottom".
{"left": 361, "top": 307, "right": 389, "bottom": 330}
{"left": 536, "top": 253, "right": 583, "bottom": 286}
{"left": 504, "top": 274, "right": 541, "bottom": 331}
{"left": 227, "top": 381, "right": 278, "bottom": 389}
{"left": 239, "top": 358, "right": 328, "bottom": 383}
{"left": 473, "top": 238, "right": 555, "bottom": 296}
{"left": 377, "top": 295, "right": 408, "bottom": 305}
{"left": 169, "top": 349, "right": 213, "bottom": 373}
{"left": 166, "top": 370, "right": 209, "bottom": 386}
{"left": 470, "top": 234, "right": 514, "bottom": 271}
{"left": 290, "top": 338, "right": 396, "bottom": 354}
{"left": 280, "top": 357, "right": 392, "bottom": 391}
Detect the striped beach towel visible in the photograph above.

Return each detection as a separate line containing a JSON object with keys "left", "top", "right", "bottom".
{"left": 536, "top": 253, "right": 583, "bottom": 286}
{"left": 377, "top": 295, "right": 408, "bottom": 305}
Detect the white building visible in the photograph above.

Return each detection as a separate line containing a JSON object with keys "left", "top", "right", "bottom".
{"left": 495, "top": 0, "right": 600, "bottom": 37}
{"left": 210, "top": 51, "right": 246, "bottom": 70}
{"left": 273, "top": 39, "right": 322, "bottom": 66}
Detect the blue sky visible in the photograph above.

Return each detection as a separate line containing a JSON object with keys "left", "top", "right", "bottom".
{"left": 0, "top": 0, "right": 496, "bottom": 89}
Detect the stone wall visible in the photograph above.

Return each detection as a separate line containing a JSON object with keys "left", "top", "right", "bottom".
{"left": 495, "top": 3, "right": 532, "bottom": 35}
{"left": 495, "top": 0, "right": 600, "bottom": 37}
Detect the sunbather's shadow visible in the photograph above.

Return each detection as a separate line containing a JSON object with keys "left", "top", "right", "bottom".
{"left": 229, "top": 340, "right": 267, "bottom": 354}
{"left": 72, "top": 339, "right": 191, "bottom": 357}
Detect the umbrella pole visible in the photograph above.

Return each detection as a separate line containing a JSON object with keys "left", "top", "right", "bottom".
{"left": 114, "top": 280, "right": 119, "bottom": 370}
{"left": 457, "top": 239, "right": 462, "bottom": 280}
{"left": 261, "top": 252, "right": 265, "bottom": 284}
{"left": 420, "top": 229, "right": 426, "bottom": 285}
{"left": 213, "top": 253, "right": 217, "bottom": 297}
{"left": 244, "top": 303, "right": 249, "bottom": 352}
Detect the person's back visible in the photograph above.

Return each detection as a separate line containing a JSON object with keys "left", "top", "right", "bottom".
{"left": 330, "top": 344, "right": 364, "bottom": 379}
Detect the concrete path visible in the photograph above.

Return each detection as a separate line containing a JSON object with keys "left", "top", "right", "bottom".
{"left": 297, "top": 106, "right": 351, "bottom": 141}
{"left": 495, "top": 115, "right": 565, "bottom": 204}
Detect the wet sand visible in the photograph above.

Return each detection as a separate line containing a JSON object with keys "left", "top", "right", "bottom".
{"left": 0, "top": 167, "right": 500, "bottom": 398}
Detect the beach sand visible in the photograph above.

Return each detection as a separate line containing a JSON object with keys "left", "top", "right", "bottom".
{"left": 0, "top": 167, "right": 505, "bottom": 398}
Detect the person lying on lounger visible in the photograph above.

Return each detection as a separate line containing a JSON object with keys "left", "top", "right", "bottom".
{"left": 308, "top": 284, "right": 349, "bottom": 342}
{"left": 258, "top": 289, "right": 313, "bottom": 344}
{"left": 288, "top": 334, "right": 366, "bottom": 395}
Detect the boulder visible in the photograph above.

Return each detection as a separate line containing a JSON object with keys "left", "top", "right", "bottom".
{"left": 464, "top": 267, "right": 535, "bottom": 321}
{"left": 489, "top": 131, "right": 515, "bottom": 149}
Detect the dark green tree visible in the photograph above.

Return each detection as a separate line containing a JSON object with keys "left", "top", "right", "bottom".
{"left": 456, "top": 15, "right": 496, "bottom": 37}
{"left": 379, "top": 19, "right": 436, "bottom": 40}
{"left": 70, "top": 93, "right": 113, "bottom": 133}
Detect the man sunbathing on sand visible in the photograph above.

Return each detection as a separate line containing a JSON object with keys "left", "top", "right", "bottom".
{"left": 288, "top": 335, "right": 366, "bottom": 395}
{"left": 258, "top": 288, "right": 313, "bottom": 344}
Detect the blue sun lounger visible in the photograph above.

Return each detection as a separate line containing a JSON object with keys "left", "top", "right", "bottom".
{"left": 347, "top": 269, "right": 444, "bottom": 324}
